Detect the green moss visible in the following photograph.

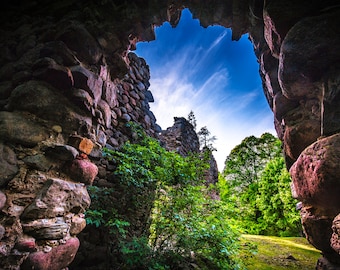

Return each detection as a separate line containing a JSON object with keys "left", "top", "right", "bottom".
{"left": 239, "top": 234, "right": 321, "bottom": 270}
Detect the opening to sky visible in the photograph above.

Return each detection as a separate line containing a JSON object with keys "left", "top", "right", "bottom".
{"left": 135, "top": 8, "right": 276, "bottom": 170}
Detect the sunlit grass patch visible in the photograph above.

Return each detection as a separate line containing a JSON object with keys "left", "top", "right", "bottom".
{"left": 239, "top": 234, "right": 321, "bottom": 270}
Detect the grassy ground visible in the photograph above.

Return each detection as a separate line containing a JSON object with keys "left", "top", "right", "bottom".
{"left": 239, "top": 234, "right": 321, "bottom": 270}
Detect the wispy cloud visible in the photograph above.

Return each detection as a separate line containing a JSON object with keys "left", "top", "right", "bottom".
{"left": 207, "top": 30, "right": 228, "bottom": 53}
{"left": 136, "top": 9, "right": 276, "bottom": 171}
{"left": 149, "top": 64, "right": 275, "bottom": 170}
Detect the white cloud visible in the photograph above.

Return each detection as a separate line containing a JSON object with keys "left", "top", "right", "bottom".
{"left": 149, "top": 63, "right": 276, "bottom": 171}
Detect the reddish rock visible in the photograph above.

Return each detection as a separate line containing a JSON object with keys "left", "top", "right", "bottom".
{"left": 273, "top": 92, "right": 298, "bottom": 121}
{"left": 69, "top": 158, "right": 98, "bottom": 185}
{"left": 259, "top": 50, "right": 281, "bottom": 101}
{"left": 283, "top": 119, "right": 320, "bottom": 161}
{"left": 102, "top": 80, "right": 118, "bottom": 108}
{"left": 300, "top": 206, "right": 334, "bottom": 253}
{"left": 331, "top": 214, "right": 340, "bottom": 254}
{"left": 21, "top": 237, "right": 80, "bottom": 270}
{"left": 72, "top": 88, "right": 94, "bottom": 112}
{"left": 263, "top": 0, "right": 324, "bottom": 58}
{"left": 97, "top": 100, "right": 112, "bottom": 128}
{"left": 15, "top": 236, "right": 36, "bottom": 252}
{"left": 278, "top": 10, "right": 340, "bottom": 99}
{"left": 70, "top": 65, "right": 103, "bottom": 105}
{"left": 290, "top": 134, "right": 340, "bottom": 210}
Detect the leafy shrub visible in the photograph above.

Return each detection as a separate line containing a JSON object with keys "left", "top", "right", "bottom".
{"left": 86, "top": 122, "right": 242, "bottom": 269}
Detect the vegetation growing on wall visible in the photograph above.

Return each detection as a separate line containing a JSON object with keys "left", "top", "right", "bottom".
{"left": 86, "top": 122, "right": 241, "bottom": 269}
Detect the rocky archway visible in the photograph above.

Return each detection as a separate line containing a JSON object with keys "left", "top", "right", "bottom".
{"left": 0, "top": 1, "right": 339, "bottom": 269}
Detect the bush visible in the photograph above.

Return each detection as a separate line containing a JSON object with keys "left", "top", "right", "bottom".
{"left": 86, "top": 122, "right": 242, "bottom": 269}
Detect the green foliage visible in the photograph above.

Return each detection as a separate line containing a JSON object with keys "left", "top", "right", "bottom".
{"left": 187, "top": 110, "right": 197, "bottom": 131}
{"left": 150, "top": 185, "right": 242, "bottom": 270}
{"left": 223, "top": 133, "right": 282, "bottom": 189}
{"left": 220, "top": 133, "right": 301, "bottom": 236}
{"left": 197, "top": 126, "right": 217, "bottom": 151}
{"left": 85, "top": 186, "right": 130, "bottom": 238}
{"left": 256, "top": 157, "right": 301, "bottom": 236}
{"left": 87, "top": 122, "right": 240, "bottom": 269}
{"left": 103, "top": 122, "right": 207, "bottom": 189}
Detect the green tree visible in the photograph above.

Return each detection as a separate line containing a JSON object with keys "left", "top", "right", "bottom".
{"left": 223, "top": 133, "right": 282, "bottom": 190}
{"left": 197, "top": 126, "right": 217, "bottom": 151}
{"left": 256, "top": 157, "right": 301, "bottom": 236}
{"left": 187, "top": 110, "right": 197, "bottom": 131}
{"left": 220, "top": 133, "right": 299, "bottom": 235}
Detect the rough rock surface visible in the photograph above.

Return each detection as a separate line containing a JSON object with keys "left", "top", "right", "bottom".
{"left": 160, "top": 117, "right": 219, "bottom": 186}
{"left": 0, "top": 0, "right": 339, "bottom": 269}
{"left": 160, "top": 117, "right": 200, "bottom": 156}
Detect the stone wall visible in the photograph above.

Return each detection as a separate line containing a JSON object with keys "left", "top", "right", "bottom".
{"left": 0, "top": 0, "right": 339, "bottom": 269}
{"left": 0, "top": 3, "right": 161, "bottom": 268}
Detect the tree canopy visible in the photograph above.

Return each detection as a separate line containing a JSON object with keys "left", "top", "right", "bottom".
{"left": 219, "top": 133, "right": 301, "bottom": 236}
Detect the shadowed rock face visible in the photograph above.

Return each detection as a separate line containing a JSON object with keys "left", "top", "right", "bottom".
{"left": 0, "top": 0, "right": 339, "bottom": 269}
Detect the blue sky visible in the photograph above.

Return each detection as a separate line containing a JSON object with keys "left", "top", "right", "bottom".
{"left": 135, "top": 8, "right": 275, "bottom": 170}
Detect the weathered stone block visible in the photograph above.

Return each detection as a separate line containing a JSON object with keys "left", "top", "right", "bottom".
{"left": 71, "top": 88, "right": 94, "bottom": 112}
{"left": 279, "top": 10, "right": 340, "bottom": 99}
{"left": 300, "top": 206, "right": 334, "bottom": 253}
{"left": 97, "top": 100, "right": 111, "bottom": 128}
{"left": 70, "top": 65, "right": 103, "bottom": 106}
{"left": 0, "top": 111, "right": 48, "bottom": 147}
{"left": 331, "top": 214, "right": 340, "bottom": 254}
{"left": 69, "top": 215, "right": 86, "bottom": 236}
{"left": 0, "top": 143, "right": 18, "bottom": 187}
{"left": 56, "top": 22, "right": 102, "bottom": 64}
{"left": 39, "top": 40, "right": 79, "bottom": 66}
{"left": 22, "top": 217, "right": 69, "bottom": 240}
{"left": 21, "top": 178, "right": 90, "bottom": 219}
{"left": 23, "top": 154, "right": 52, "bottom": 172}
{"left": 7, "top": 80, "right": 92, "bottom": 133}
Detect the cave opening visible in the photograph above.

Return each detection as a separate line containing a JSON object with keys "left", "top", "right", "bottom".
{"left": 134, "top": 8, "right": 275, "bottom": 169}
